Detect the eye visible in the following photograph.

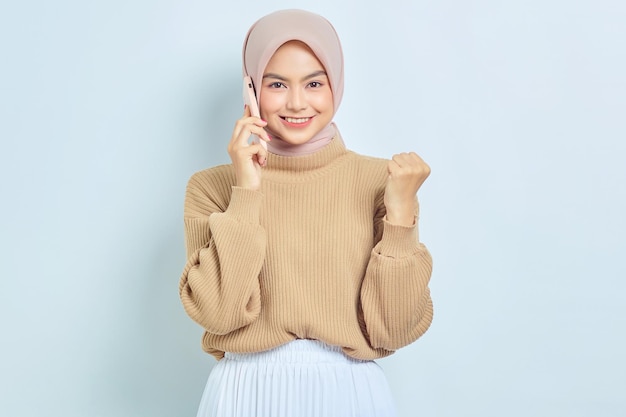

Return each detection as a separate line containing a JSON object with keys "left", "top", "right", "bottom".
{"left": 269, "top": 81, "right": 286, "bottom": 88}
{"left": 308, "top": 81, "right": 323, "bottom": 88}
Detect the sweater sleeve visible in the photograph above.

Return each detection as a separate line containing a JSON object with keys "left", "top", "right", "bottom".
{"left": 360, "top": 196, "right": 433, "bottom": 351}
{"left": 179, "top": 173, "right": 266, "bottom": 335}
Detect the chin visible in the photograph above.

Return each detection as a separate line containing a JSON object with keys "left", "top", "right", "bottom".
{"left": 283, "top": 125, "right": 328, "bottom": 144}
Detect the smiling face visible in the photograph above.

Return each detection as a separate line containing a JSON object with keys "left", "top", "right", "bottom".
{"left": 259, "top": 41, "right": 334, "bottom": 146}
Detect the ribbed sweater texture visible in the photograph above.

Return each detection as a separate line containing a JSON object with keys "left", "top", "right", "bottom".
{"left": 179, "top": 138, "right": 433, "bottom": 361}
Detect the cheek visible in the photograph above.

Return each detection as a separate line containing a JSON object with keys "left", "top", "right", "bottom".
{"left": 259, "top": 92, "right": 282, "bottom": 118}
{"left": 313, "top": 90, "right": 334, "bottom": 113}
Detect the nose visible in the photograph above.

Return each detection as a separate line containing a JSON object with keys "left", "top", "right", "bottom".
{"left": 286, "top": 87, "right": 307, "bottom": 112}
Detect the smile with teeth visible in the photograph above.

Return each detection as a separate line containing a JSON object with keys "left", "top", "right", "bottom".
{"left": 282, "top": 116, "right": 312, "bottom": 124}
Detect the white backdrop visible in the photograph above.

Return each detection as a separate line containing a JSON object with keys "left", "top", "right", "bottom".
{"left": 1, "top": 1, "right": 625, "bottom": 416}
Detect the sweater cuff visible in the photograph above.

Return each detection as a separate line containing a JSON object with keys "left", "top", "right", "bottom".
{"left": 375, "top": 216, "right": 420, "bottom": 258}
{"left": 224, "top": 187, "right": 264, "bottom": 224}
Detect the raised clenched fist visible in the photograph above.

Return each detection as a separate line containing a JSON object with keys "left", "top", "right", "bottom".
{"left": 384, "top": 152, "right": 431, "bottom": 226}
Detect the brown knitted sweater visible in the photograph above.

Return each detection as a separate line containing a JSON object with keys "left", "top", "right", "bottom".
{"left": 179, "top": 137, "right": 433, "bottom": 361}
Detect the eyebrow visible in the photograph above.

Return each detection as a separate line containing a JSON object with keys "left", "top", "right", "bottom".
{"left": 262, "top": 70, "right": 328, "bottom": 82}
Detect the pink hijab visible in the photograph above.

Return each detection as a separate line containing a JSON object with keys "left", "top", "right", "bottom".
{"left": 242, "top": 9, "right": 344, "bottom": 156}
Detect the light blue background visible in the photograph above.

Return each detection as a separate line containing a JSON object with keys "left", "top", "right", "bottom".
{"left": 1, "top": 1, "right": 624, "bottom": 416}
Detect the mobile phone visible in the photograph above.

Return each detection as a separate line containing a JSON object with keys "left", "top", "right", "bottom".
{"left": 243, "top": 76, "right": 267, "bottom": 150}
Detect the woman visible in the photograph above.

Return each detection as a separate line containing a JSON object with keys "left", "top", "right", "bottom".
{"left": 180, "top": 9, "right": 433, "bottom": 417}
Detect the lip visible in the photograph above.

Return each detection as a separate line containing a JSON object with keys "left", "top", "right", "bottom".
{"left": 280, "top": 116, "right": 315, "bottom": 128}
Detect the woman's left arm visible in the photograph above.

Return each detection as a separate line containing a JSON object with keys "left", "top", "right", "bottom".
{"left": 360, "top": 152, "right": 434, "bottom": 350}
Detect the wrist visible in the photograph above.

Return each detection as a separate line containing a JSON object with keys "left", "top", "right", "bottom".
{"left": 384, "top": 199, "right": 417, "bottom": 226}
{"left": 385, "top": 209, "right": 415, "bottom": 226}
{"left": 235, "top": 173, "right": 261, "bottom": 191}
{"left": 236, "top": 181, "right": 260, "bottom": 191}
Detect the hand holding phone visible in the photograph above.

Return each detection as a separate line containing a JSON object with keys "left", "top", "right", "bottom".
{"left": 243, "top": 76, "right": 267, "bottom": 150}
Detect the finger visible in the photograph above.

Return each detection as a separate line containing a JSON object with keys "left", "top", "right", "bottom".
{"left": 231, "top": 119, "right": 269, "bottom": 149}
{"left": 390, "top": 154, "right": 412, "bottom": 171}
{"left": 238, "top": 114, "right": 266, "bottom": 125}
{"left": 393, "top": 152, "right": 414, "bottom": 164}
{"left": 249, "top": 133, "right": 269, "bottom": 151}
{"left": 403, "top": 153, "right": 429, "bottom": 174}
{"left": 236, "top": 117, "right": 267, "bottom": 135}
{"left": 391, "top": 154, "right": 405, "bottom": 167}
{"left": 241, "top": 142, "right": 268, "bottom": 166}
{"left": 407, "top": 152, "right": 425, "bottom": 166}
{"left": 238, "top": 125, "right": 271, "bottom": 148}
{"left": 393, "top": 152, "right": 425, "bottom": 168}
{"left": 230, "top": 141, "right": 267, "bottom": 167}
{"left": 232, "top": 105, "right": 253, "bottom": 138}
{"left": 255, "top": 143, "right": 268, "bottom": 166}
{"left": 387, "top": 159, "right": 401, "bottom": 175}
{"left": 232, "top": 104, "right": 264, "bottom": 139}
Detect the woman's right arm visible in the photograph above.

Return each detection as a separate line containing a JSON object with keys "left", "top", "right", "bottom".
{"left": 179, "top": 107, "right": 271, "bottom": 335}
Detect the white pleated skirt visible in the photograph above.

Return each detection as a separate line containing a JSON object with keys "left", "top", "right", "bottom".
{"left": 196, "top": 339, "right": 398, "bottom": 417}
